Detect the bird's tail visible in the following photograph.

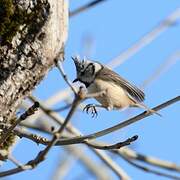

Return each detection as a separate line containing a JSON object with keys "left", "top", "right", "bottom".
{"left": 135, "top": 103, "right": 162, "bottom": 117}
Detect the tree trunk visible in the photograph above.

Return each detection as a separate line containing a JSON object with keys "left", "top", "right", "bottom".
{"left": 0, "top": 0, "right": 68, "bottom": 158}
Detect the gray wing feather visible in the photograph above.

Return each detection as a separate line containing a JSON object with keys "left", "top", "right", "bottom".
{"left": 96, "top": 67, "right": 145, "bottom": 102}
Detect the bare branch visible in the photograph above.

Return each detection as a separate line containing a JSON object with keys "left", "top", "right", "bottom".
{"left": 21, "top": 98, "right": 131, "bottom": 179}
{"left": 8, "top": 124, "right": 111, "bottom": 180}
{"left": 14, "top": 122, "right": 180, "bottom": 177}
{"left": 55, "top": 60, "right": 77, "bottom": 94}
{"left": 25, "top": 96, "right": 180, "bottom": 178}
{"left": 2, "top": 123, "right": 137, "bottom": 150}
{"left": 15, "top": 122, "right": 129, "bottom": 179}
{"left": 23, "top": 96, "right": 179, "bottom": 178}
{"left": 17, "top": 119, "right": 138, "bottom": 150}
{"left": 85, "top": 135, "right": 138, "bottom": 150}
{"left": 11, "top": 121, "right": 180, "bottom": 174}
{"left": 43, "top": 96, "right": 179, "bottom": 144}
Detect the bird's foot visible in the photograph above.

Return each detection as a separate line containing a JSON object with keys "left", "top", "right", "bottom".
{"left": 83, "top": 104, "right": 98, "bottom": 118}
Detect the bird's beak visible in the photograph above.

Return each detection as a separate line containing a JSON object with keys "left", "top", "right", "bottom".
{"left": 73, "top": 78, "right": 79, "bottom": 83}
{"left": 71, "top": 56, "right": 76, "bottom": 61}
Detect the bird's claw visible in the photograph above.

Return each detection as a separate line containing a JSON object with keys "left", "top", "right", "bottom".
{"left": 83, "top": 104, "right": 98, "bottom": 118}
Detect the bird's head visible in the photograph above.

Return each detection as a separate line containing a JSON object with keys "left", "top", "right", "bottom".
{"left": 72, "top": 56, "right": 102, "bottom": 87}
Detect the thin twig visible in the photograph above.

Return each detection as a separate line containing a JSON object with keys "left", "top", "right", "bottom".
{"left": 0, "top": 165, "right": 32, "bottom": 177}
{"left": 16, "top": 124, "right": 136, "bottom": 151}
{"left": 3, "top": 123, "right": 137, "bottom": 150}
{"left": 69, "top": 0, "right": 107, "bottom": 17}
{"left": 0, "top": 102, "right": 39, "bottom": 146}
{"left": 55, "top": 60, "right": 77, "bottom": 94}
{"left": 84, "top": 135, "right": 138, "bottom": 150}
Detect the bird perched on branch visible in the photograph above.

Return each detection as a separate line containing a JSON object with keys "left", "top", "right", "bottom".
{"left": 72, "top": 56, "right": 161, "bottom": 117}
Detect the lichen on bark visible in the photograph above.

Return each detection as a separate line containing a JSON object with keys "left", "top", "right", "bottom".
{"left": 0, "top": 0, "right": 50, "bottom": 46}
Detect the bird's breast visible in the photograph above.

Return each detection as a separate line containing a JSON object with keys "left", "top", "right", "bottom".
{"left": 87, "top": 79, "right": 134, "bottom": 109}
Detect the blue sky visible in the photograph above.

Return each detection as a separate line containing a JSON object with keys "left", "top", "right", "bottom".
{"left": 3, "top": 0, "right": 180, "bottom": 180}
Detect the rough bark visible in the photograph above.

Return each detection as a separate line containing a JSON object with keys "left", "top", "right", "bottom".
{"left": 0, "top": 0, "right": 68, "bottom": 157}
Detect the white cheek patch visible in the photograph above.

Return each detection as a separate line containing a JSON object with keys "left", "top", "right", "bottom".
{"left": 77, "top": 60, "right": 102, "bottom": 83}
{"left": 94, "top": 63, "right": 102, "bottom": 73}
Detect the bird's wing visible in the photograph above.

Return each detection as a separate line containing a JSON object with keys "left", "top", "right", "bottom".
{"left": 96, "top": 67, "right": 145, "bottom": 102}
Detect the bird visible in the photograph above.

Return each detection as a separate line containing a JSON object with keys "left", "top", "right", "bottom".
{"left": 72, "top": 56, "right": 161, "bottom": 117}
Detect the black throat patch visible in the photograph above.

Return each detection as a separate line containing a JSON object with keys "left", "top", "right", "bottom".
{"left": 79, "top": 80, "right": 91, "bottom": 88}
